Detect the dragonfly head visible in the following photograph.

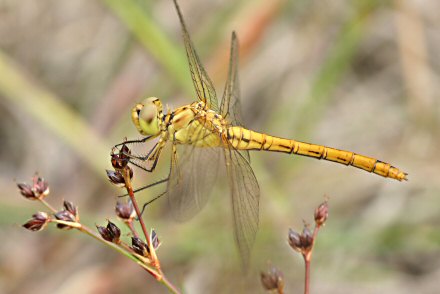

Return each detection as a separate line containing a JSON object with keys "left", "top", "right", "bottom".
{"left": 131, "top": 97, "right": 163, "bottom": 136}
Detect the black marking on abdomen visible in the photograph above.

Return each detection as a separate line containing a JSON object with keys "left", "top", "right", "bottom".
{"left": 260, "top": 134, "right": 266, "bottom": 150}
{"left": 278, "top": 144, "right": 291, "bottom": 150}
{"left": 227, "top": 129, "right": 233, "bottom": 140}
{"left": 240, "top": 129, "right": 250, "bottom": 144}
{"left": 337, "top": 156, "right": 348, "bottom": 162}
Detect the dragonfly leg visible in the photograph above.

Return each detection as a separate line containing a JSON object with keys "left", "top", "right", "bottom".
{"left": 140, "top": 190, "right": 168, "bottom": 216}
{"left": 113, "top": 135, "right": 154, "bottom": 149}
{"left": 117, "top": 177, "right": 169, "bottom": 198}
{"left": 133, "top": 145, "right": 163, "bottom": 172}
{"left": 125, "top": 142, "right": 165, "bottom": 172}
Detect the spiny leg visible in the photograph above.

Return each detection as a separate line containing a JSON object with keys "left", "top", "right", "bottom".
{"left": 118, "top": 177, "right": 169, "bottom": 197}
{"left": 122, "top": 142, "right": 164, "bottom": 173}
{"left": 113, "top": 135, "right": 154, "bottom": 149}
{"left": 140, "top": 191, "right": 168, "bottom": 216}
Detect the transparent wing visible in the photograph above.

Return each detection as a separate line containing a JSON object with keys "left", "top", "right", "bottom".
{"left": 220, "top": 32, "right": 245, "bottom": 127}
{"left": 173, "top": 0, "right": 219, "bottom": 111}
{"left": 166, "top": 122, "right": 222, "bottom": 221}
{"left": 224, "top": 145, "right": 260, "bottom": 268}
{"left": 220, "top": 32, "right": 250, "bottom": 162}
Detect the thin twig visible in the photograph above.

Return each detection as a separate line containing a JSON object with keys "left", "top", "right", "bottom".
{"left": 303, "top": 226, "right": 321, "bottom": 294}
{"left": 122, "top": 167, "right": 150, "bottom": 245}
{"left": 120, "top": 166, "right": 180, "bottom": 294}
{"left": 126, "top": 220, "right": 139, "bottom": 238}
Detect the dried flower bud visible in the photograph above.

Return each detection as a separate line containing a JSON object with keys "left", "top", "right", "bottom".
{"left": 115, "top": 200, "right": 135, "bottom": 221}
{"left": 107, "top": 221, "right": 121, "bottom": 242}
{"left": 63, "top": 201, "right": 78, "bottom": 219}
{"left": 288, "top": 226, "right": 313, "bottom": 254}
{"left": 288, "top": 228, "right": 302, "bottom": 252}
{"left": 54, "top": 202, "right": 79, "bottom": 229}
{"left": 151, "top": 229, "right": 160, "bottom": 250}
{"left": 106, "top": 170, "right": 125, "bottom": 187}
{"left": 23, "top": 212, "right": 50, "bottom": 231}
{"left": 54, "top": 211, "right": 76, "bottom": 229}
{"left": 34, "top": 176, "right": 49, "bottom": 197}
{"left": 131, "top": 237, "right": 150, "bottom": 257}
{"left": 111, "top": 154, "right": 124, "bottom": 169}
{"left": 106, "top": 168, "right": 133, "bottom": 187}
{"left": 260, "top": 266, "right": 284, "bottom": 292}
{"left": 300, "top": 226, "right": 313, "bottom": 252}
{"left": 111, "top": 145, "right": 131, "bottom": 169}
{"left": 314, "top": 201, "right": 329, "bottom": 227}
{"left": 17, "top": 174, "right": 49, "bottom": 200}
{"left": 17, "top": 183, "right": 35, "bottom": 199}
{"left": 97, "top": 221, "right": 121, "bottom": 243}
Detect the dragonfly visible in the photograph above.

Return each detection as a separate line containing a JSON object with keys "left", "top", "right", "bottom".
{"left": 116, "top": 0, "right": 407, "bottom": 266}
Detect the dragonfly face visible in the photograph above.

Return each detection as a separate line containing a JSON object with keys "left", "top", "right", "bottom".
{"left": 131, "top": 97, "right": 163, "bottom": 136}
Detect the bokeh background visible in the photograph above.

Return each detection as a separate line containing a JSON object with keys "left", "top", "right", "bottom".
{"left": 1, "top": 0, "right": 439, "bottom": 293}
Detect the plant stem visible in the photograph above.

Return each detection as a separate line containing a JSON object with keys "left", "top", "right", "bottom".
{"left": 52, "top": 219, "right": 161, "bottom": 277}
{"left": 123, "top": 168, "right": 150, "bottom": 245}
{"left": 303, "top": 226, "right": 321, "bottom": 294}
{"left": 39, "top": 198, "right": 57, "bottom": 213}
{"left": 119, "top": 167, "right": 180, "bottom": 293}
{"left": 160, "top": 275, "right": 181, "bottom": 294}
{"left": 303, "top": 254, "right": 311, "bottom": 294}
{"left": 126, "top": 220, "right": 139, "bottom": 238}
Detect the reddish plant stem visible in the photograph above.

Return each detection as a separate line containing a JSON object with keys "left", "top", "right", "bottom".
{"left": 303, "top": 254, "right": 311, "bottom": 294}
{"left": 120, "top": 167, "right": 179, "bottom": 293}
{"left": 126, "top": 220, "right": 139, "bottom": 238}
{"left": 122, "top": 167, "right": 150, "bottom": 246}
{"left": 303, "top": 225, "right": 321, "bottom": 294}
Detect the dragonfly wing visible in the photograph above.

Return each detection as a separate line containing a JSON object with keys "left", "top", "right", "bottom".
{"left": 224, "top": 145, "right": 260, "bottom": 268}
{"left": 220, "top": 32, "right": 242, "bottom": 125}
{"left": 173, "top": 0, "right": 219, "bottom": 112}
{"left": 220, "top": 32, "right": 250, "bottom": 162}
{"left": 166, "top": 125, "right": 222, "bottom": 221}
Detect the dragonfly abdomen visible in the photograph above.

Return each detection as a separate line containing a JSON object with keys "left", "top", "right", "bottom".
{"left": 227, "top": 126, "right": 407, "bottom": 181}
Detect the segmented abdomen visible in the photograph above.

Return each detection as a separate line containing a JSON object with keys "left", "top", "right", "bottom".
{"left": 226, "top": 126, "right": 407, "bottom": 181}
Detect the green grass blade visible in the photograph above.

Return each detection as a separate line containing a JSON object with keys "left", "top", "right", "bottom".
{"left": 102, "top": 0, "right": 193, "bottom": 94}
{"left": 0, "top": 50, "right": 110, "bottom": 177}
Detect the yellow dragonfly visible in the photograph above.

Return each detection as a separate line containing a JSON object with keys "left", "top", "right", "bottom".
{"left": 117, "top": 0, "right": 407, "bottom": 265}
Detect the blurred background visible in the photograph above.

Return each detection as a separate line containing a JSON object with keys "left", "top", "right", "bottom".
{"left": 1, "top": 0, "right": 439, "bottom": 293}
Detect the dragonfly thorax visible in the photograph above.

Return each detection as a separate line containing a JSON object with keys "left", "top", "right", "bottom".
{"left": 131, "top": 97, "right": 163, "bottom": 136}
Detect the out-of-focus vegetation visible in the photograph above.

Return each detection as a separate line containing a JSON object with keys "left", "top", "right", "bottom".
{"left": 1, "top": 0, "right": 439, "bottom": 293}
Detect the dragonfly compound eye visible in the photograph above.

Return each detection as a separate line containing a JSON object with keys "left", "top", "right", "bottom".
{"left": 131, "top": 97, "right": 161, "bottom": 136}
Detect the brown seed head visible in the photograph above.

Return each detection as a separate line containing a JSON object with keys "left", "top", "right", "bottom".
{"left": 115, "top": 200, "right": 135, "bottom": 221}
{"left": 288, "top": 228, "right": 302, "bottom": 252}
{"left": 17, "top": 183, "right": 36, "bottom": 199}
{"left": 260, "top": 266, "right": 284, "bottom": 292}
{"left": 106, "top": 170, "right": 125, "bottom": 187}
{"left": 63, "top": 201, "right": 78, "bottom": 219}
{"left": 151, "top": 229, "right": 161, "bottom": 250}
{"left": 34, "top": 176, "right": 49, "bottom": 198}
{"left": 288, "top": 226, "right": 314, "bottom": 254}
{"left": 106, "top": 168, "right": 133, "bottom": 187}
{"left": 54, "top": 201, "right": 79, "bottom": 229}
{"left": 300, "top": 226, "right": 313, "bottom": 252}
{"left": 17, "top": 174, "right": 49, "bottom": 200}
{"left": 23, "top": 212, "right": 50, "bottom": 231}
{"left": 314, "top": 201, "right": 329, "bottom": 227}
{"left": 111, "top": 145, "right": 131, "bottom": 169}
{"left": 97, "top": 221, "right": 121, "bottom": 243}
{"left": 131, "top": 237, "right": 150, "bottom": 257}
